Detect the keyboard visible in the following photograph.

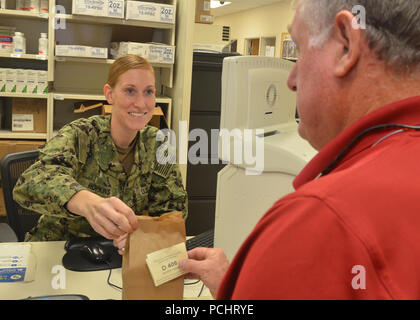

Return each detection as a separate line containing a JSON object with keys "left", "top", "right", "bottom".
{"left": 186, "top": 229, "right": 214, "bottom": 251}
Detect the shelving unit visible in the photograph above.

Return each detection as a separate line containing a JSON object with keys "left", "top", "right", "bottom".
{"left": 0, "top": 0, "right": 195, "bottom": 155}
{"left": 55, "top": 13, "right": 176, "bottom": 29}
{"left": 0, "top": 8, "right": 48, "bottom": 20}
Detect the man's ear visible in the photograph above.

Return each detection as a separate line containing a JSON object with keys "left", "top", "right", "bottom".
{"left": 104, "top": 84, "right": 114, "bottom": 105}
{"left": 332, "top": 10, "right": 362, "bottom": 77}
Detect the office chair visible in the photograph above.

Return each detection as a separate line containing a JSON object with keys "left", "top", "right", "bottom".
{"left": 1, "top": 150, "right": 41, "bottom": 242}
{"left": 0, "top": 222, "right": 18, "bottom": 242}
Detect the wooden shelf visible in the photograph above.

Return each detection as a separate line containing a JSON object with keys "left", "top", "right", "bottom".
{"left": 0, "top": 130, "right": 47, "bottom": 140}
{"left": 284, "top": 57, "right": 298, "bottom": 61}
{"left": 0, "top": 52, "right": 48, "bottom": 61}
{"left": 55, "top": 14, "right": 175, "bottom": 30}
{"left": 0, "top": 92, "right": 48, "bottom": 99}
{"left": 0, "top": 9, "right": 48, "bottom": 20}
{"left": 53, "top": 93, "right": 105, "bottom": 101}
{"left": 53, "top": 92, "right": 172, "bottom": 104}
{"left": 54, "top": 56, "right": 173, "bottom": 69}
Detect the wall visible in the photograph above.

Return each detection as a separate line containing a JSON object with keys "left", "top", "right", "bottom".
{"left": 193, "top": 23, "right": 227, "bottom": 46}
{"left": 213, "top": 1, "right": 296, "bottom": 57}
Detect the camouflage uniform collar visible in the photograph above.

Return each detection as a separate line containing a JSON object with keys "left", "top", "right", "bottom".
{"left": 95, "top": 115, "right": 143, "bottom": 174}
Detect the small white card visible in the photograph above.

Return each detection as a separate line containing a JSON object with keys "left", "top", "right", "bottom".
{"left": 146, "top": 242, "right": 187, "bottom": 287}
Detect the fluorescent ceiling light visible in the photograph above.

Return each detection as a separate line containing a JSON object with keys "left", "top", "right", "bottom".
{"left": 211, "top": 1, "right": 232, "bottom": 9}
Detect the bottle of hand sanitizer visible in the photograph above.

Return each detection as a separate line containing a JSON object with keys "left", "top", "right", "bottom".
{"left": 38, "top": 33, "right": 48, "bottom": 55}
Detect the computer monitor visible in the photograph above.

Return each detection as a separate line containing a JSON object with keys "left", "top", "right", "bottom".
{"left": 220, "top": 56, "right": 297, "bottom": 132}
{"left": 214, "top": 56, "right": 317, "bottom": 261}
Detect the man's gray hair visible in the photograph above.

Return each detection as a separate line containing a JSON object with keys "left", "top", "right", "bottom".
{"left": 300, "top": 0, "right": 420, "bottom": 73}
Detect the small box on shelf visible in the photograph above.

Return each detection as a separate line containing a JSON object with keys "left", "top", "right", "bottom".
{"left": 195, "top": 0, "right": 213, "bottom": 24}
{"left": 11, "top": 98, "right": 47, "bottom": 133}
{"left": 56, "top": 45, "right": 108, "bottom": 59}
{"left": 110, "top": 42, "right": 175, "bottom": 64}
{"left": 72, "top": 0, "right": 125, "bottom": 19}
{"left": 125, "top": 1, "right": 176, "bottom": 24}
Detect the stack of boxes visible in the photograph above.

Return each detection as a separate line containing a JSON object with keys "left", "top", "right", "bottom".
{"left": 72, "top": 0, "right": 125, "bottom": 19}
{"left": 0, "top": 69, "right": 48, "bottom": 94}
{"left": 125, "top": 1, "right": 176, "bottom": 24}
{"left": 110, "top": 42, "right": 175, "bottom": 63}
{"left": 58, "top": 0, "right": 176, "bottom": 63}
{"left": 55, "top": 45, "right": 108, "bottom": 59}
{"left": 72, "top": 0, "right": 176, "bottom": 23}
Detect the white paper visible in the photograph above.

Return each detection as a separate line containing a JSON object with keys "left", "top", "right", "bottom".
{"left": 0, "top": 243, "right": 35, "bottom": 282}
{"left": 12, "top": 114, "right": 34, "bottom": 131}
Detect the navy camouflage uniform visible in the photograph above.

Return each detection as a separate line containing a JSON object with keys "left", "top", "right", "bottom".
{"left": 13, "top": 115, "right": 188, "bottom": 241}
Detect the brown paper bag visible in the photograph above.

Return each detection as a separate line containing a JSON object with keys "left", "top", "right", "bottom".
{"left": 122, "top": 211, "right": 186, "bottom": 300}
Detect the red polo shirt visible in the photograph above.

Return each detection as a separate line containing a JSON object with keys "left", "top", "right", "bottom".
{"left": 217, "top": 96, "right": 420, "bottom": 299}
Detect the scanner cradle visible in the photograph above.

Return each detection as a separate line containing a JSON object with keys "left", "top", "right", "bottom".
{"left": 62, "top": 236, "right": 122, "bottom": 272}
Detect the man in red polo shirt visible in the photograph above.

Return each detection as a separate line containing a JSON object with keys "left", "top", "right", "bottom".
{"left": 180, "top": 0, "right": 420, "bottom": 299}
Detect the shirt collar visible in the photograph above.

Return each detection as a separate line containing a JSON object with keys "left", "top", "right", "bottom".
{"left": 293, "top": 95, "right": 420, "bottom": 189}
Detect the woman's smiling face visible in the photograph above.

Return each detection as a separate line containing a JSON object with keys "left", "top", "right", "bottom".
{"left": 105, "top": 67, "right": 156, "bottom": 137}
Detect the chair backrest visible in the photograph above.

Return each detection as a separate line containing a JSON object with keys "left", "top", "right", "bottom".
{"left": 1, "top": 150, "right": 41, "bottom": 241}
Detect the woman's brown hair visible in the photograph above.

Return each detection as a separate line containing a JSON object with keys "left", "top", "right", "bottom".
{"left": 107, "top": 54, "right": 154, "bottom": 87}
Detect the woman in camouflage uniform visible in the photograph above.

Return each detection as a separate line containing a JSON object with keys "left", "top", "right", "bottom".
{"left": 13, "top": 55, "right": 188, "bottom": 252}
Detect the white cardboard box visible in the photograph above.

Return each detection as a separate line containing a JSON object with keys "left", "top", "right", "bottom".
{"left": 125, "top": 1, "right": 175, "bottom": 24}
{"left": 26, "top": 69, "right": 38, "bottom": 94}
{"left": 16, "top": 69, "right": 27, "bottom": 93}
{"left": 88, "top": 47, "right": 108, "bottom": 58}
{"left": 37, "top": 70, "right": 48, "bottom": 94}
{"left": 56, "top": 45, "right": 108, "bottom": 59}
{"left": 110, "top": 42, "right": 175, "bottom": 63}
{"left": 0, "top": 68, "right": 5, "bottom": 93}
{"left": 110, "top": 41, "right": 148, "bottom": 58}
{"left": 56, "top": 45, "right": 88, "bottom": 57}
{"left": 148, "top": 44, "right": 175, "bottom": 64}
{"left": 107, "top": 0, "right": 124, "bottom": 18}
{"left": 4, "top": 68, "right": 17, "bottom": 93}
{"left": 72, "top": 0, "right": 124, "bottom": 18}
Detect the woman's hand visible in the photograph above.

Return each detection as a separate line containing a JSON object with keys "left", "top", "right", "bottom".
{"left": 113, "top": 233, "right": 128, "bottom": 255}
{"left": 67, "top": 190, "right": 138, "bottom": 240}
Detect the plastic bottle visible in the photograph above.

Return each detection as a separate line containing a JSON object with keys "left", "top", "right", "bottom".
{"left": 1, "top": 0, "right": 6, "bottom": 10}
{"left": 40, "top": 0, "right": 48, "bottom": 13}
{"left": 28, "top": 0, "right": 39, "bottom": 13}
{"left": 16, "top": 0, "right": 26, "bottom": 10}
{"left": 13, "top": 32, "right": 26, "bottom": 54}
{"left": 38, "top": 33, "right": 48, "bottom": 55}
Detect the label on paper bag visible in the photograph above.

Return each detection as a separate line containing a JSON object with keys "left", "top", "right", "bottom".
{"left": 146, "top": 242, "right": 187, "bottom": 287}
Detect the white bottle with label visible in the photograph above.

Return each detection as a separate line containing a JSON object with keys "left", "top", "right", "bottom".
{"left": 1, "top": 0, "right": 6, "bottom": 10}
{"left": 38, "top": 33, "right": 48, "bottom": 55}
{"left": 16, "top": 0, "right": 26, "bottom": 10}
{"left": 13, "top": 32, "right": 26, "bottom": 54}
{"left": 40, "top": 0, "right": 48, "bottom": 13}
{"left": 28, "top": 0, "right": 40, "bottom": 13}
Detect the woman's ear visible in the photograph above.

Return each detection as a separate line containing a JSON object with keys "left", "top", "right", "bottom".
{"left": 104, "top": 84, "right": 114, "bottom": 105}
{"left": 332, "top": 10, "right": 362, "bottom": 77}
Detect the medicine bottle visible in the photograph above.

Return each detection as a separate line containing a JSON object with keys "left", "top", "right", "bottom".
{"left": 38, "top": 33, "right": 48, "bottom": 55}
{"left": 16, "top": 0, "right": 26, "bottom": 10}
{"left": 13, "top": 32, "right": 26, "bottom": 54}
{"left": 28, "top": 0, "right": 40, "bottom": 13}
{"left": 40, "top": 0, "right": 48, "bottom": 13}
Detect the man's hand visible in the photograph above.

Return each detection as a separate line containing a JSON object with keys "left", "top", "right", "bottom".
{"left": 67, "top": 190, "right": 138, "bottom": 240}
{"left": 179, "top": 247, "right": 229, "bottom": 298}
